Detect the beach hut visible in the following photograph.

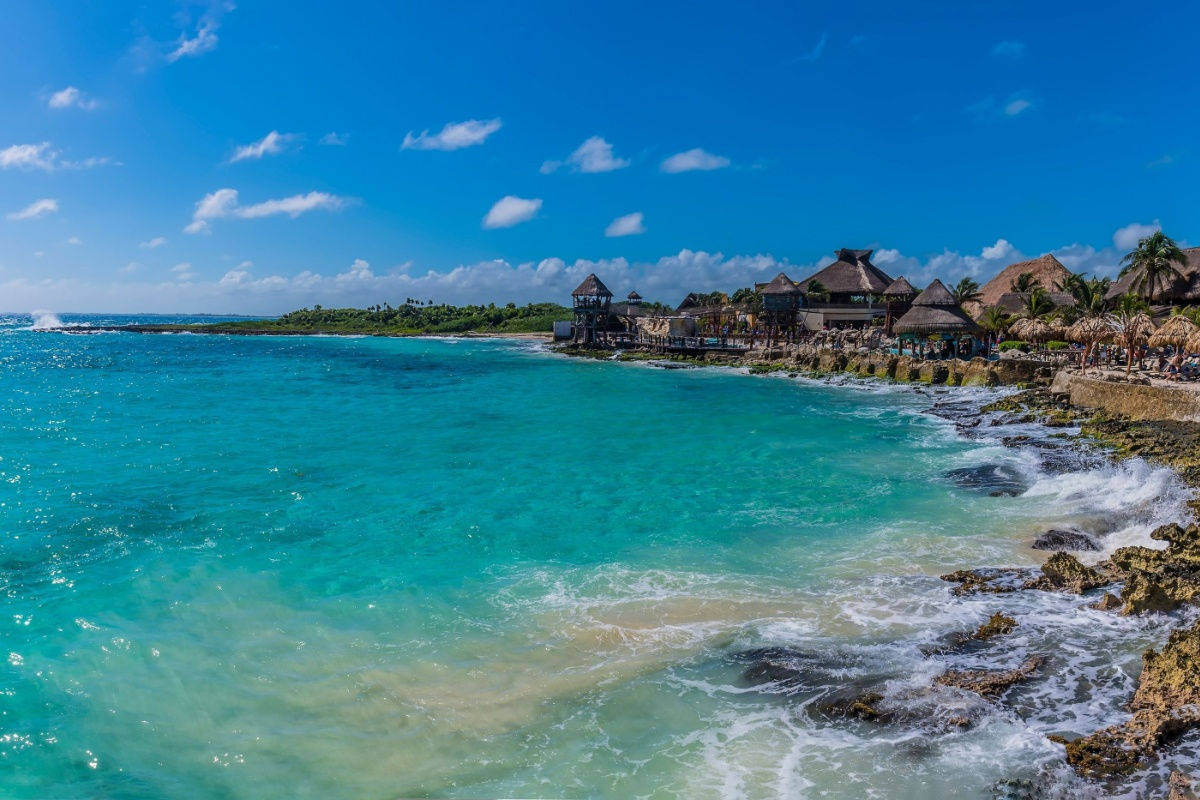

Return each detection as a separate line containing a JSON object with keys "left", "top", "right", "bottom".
{"left": 965, "top": 253, "right": 1075, "bottom": 319}
{"left": 794, "top": 248, "right": 894, "bottom": 330}
{"left": 1106, "top": 246, "right": 1200, "bottom": 305}
{"left": 759, "top": 272, "right": 803, "bottom": 346}
{"left": 571, "top": 273, "right": 613, "bottom": 345}
{"left": 626, "top": 291, "right": 643, "bottom": 306}
{"left": 882, "top": 276, "right": 917, "bottom": 335}
{"left": 1148, "top": 314, "right": 1199, "bottom": 349}
{"left": 893, "top": 279, "right": 983, "bottom": 358}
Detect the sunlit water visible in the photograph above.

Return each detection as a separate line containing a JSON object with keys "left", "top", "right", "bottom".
{"left": 1, "top": 315, "right": 1195, "bottom": 799}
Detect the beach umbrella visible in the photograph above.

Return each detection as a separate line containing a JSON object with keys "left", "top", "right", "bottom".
{"left": 1184, "top": 331, "right": 1200, "bottom": 355}
{"left": 1066, "top": 316, "right": 1113, "bottom": 345}
{"left": 1148, "top": 314, "right": 1199, "bottom": 349}
{"left": 1008, "top": 317, "right": 1053, "bottom": 342}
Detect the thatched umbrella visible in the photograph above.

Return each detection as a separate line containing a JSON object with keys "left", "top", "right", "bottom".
{"left": 1186, "top": 331, "right": 1200, "bottom": 355}
{"left": 1148, "top": 314, "right": 1199, "bottom": 349}
{"left": 1008, "top": 317, "right": 1053, "bottom": 342}
{"left": 1106, "top": 310, "right": 1155, "bottom": 375}
{"left": 1067, "top": 316, "right": 1114, "bottom": 372}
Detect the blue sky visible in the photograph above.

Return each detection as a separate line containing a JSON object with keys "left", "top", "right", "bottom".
{"left": 1, "top": 0, "right": 1196, "bottom": 313}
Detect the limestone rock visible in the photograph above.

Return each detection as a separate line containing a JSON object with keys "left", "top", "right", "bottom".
{"left": 1031, "top": 529, "right": 1101, "bottom": 552}
{"left": 1024, "top": 552, "right": 1111, "bottom": 594}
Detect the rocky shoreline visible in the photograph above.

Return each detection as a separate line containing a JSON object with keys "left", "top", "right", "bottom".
{"left": 574, "top": 343, "right": 1200, "bottom": 794}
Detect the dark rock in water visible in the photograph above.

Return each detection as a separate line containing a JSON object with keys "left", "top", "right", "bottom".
{"left": 1090, "top": 592, "right": 1123, "bottom": 611}
{"left": 944, "top": 464, "right": 1028, "bottom": 497}
{"left": 921, "top": 612, "right": 1018, "bottom": 656}
{"left": 1031, "top": 529, "right": 1101, "bottom": 552}
{"left": 732, "top": 647, "right": 841, "bottom": 694}
{"left": 941, "top": 567, "right": 1036, "bottom": 596}
{"left": 935, "top": 655, "right": 1045, "bottom": 698}
{"left": 1024, "top": 552, "right": 1112, "bottom": 594}
{"left": 811, "top": 685, "right": 988, "bottom": 734}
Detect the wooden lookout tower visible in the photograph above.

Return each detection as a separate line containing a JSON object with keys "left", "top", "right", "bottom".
{"left": 759, "top": 272, "right": 803, "bottom": 346}
{"left": 571, "top": 273, "right": 613, "bottom": 345}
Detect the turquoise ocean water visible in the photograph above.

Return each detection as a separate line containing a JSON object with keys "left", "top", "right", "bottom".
{"left": 1, "top": 316, "right": 1196, "bottom": 799}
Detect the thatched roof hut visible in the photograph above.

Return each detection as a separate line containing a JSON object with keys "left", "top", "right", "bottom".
{"left": 882, "top": 276, "right": 917, "bottom": 297}
{"left": 1106, "top": 247, "right": 1200, "bottom": 302}
{"left": 1148, "top": 314, "right": 1200, "bottom": 348}
{"left": 893, "top": 279, "right": 983, "bottom": 336}
{"left": 966, "top": 254, "right": 1074, "bottom": 317}
{"left": 759, "top": 272, "right": 802, "bottom": 295}
{"left": 572, "top": 273, "right": 612, "bottom": 297}
{"left": 1185, "top": 331, "right": 1200, "bottom": 354}
{"left": 798, "top": 249, "right": 894, "bottom": 299}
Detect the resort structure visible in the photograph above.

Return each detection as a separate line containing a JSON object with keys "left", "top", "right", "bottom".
{"left": 794, "top": 248, "right": 894, "bottom": 330}
{"left": 966, "top": 253, "right": 1076, "bottom": 319}
{"left": 882, "top": 276, "right": 918, "bottom": 335}
{"left": 571, "top": 273, "right": 613, "bottom": 345}
{"left": 890, "top": 278, "right": 983, "bottom": 357}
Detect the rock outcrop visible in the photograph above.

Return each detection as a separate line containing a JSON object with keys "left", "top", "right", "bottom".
{"left": 1062, "top": 619, "right": 1200, "bottom": 778}
{"left": 1108, "top": 523, "right": 1200, "bottom": 614}
{"left": 935, "top": 655, "right": 1045, "bottom": 698}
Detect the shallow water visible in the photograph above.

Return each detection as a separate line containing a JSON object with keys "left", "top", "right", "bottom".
{"left": 0, "top": 316, "right": 1193, "bottom": 798}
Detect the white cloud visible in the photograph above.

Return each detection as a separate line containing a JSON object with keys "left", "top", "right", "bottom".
{"left": 483, "top": 196, "right": 542, "bottom": 229}
{"left": 544, "top": 137, "right": 631, "bottom": 174}
{"left": 0, "top": 143, "right": 113, "bottom": 171}
{"left": 171, "top": 262, "right": 192, "bottom": 273}
{"left": 1147, "top": 154, "right": 1174, "bottom": 168}
{"left": 48, "top": 87, "right": 99, "bottom": 110}
{"left": 402, "top": 118, "right": 502, "bottom": 151}
{"left": 981, "top": 238, "right": 1015, "bottom": 260}
{"left": 0, "top": 142, "right": 56, "bottom": 171}
{"left": 1112, "top": 220, "right": 1161, "bottom": 251}
{"left": 320, "top": 132, "right": 348, "bottom": 146}
{"left": 1004, "top": 98, "right": 1031, "bottom": 116}
{"left": 168, "top": 20, "right": 219, "bottom": 62}
{"left": 121, "top": 262, "right": 139, "bottom": 273}
{"left": 799, "top": 31, "right": 827, "bottom": 62}
{"left": 968, "top": 94, "right": 1034, "bottom": 121}
{"left": 992, "top": 40, "right": 1027, "bottom": 58}
{"left": 185, "top": 188, "right": 349, "bottom": 233}
{"left": 67, "top": 236, "right": 82, "bottom": 245}
{"left": 605, "top": 212, "right": 646, "bottom": 237}
{"left": 0, "top": 232, "right": 1154, "bottom": 315}
{"left": 140, "top": 236, "right": 168, "bottom": 249}
{"left": 7, "top": 199, "right": 59, "bottom": 221}
{"left": 660, "top": 148, "right": 731, "bottom": 173}
{"left": 230, "top": 131, "right": 296, "bottom": 162}
{"left": 171, "top": 262, "right": 195, "bottom": 281}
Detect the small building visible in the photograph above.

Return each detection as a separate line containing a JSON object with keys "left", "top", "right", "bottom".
{"left": 1106, "top": 246, "right": 1200, "bottom": 305}
{"left": 571, "top": 273, "right": 613, "bottom": 345}
{"left": 893, "top": 279, "right": 983, "bottom": 358}
{"left": 796, "top": 248, "right": 894, "bottom": 329}
{"left": 967, "top": 253, "right": 1075, "bottom": 318}
{"left": 626, "top": 291, "right": 643, "bottom": 305}
{"left": 758, "top": 272, "right": 803, "bottom": 345}
{"left": 882, "top": 276, "right": 917, "bottom": 335}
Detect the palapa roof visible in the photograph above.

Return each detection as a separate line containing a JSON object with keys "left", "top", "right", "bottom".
{"left": 571, "top": 273, "right": 613, "bottom": 297}
{"left": 967, "top": 254, "right": 1074, "bottom": 316}
{"left": 799, "top": 249, "right": 894, "bottom": 295}
{"left": 759, "top": 272, "right": 802, "bottom": 295}
{"left": 882, "top": 276, "right": 917, "bottom": 297}
{"left": 1106, "top": 247, "right": 1200, "bottom": 301}
{"left": 893, "top": 279, "right": 982, "bottom": 335}
{"left": 627, "top": 291, "right": 642, "bottom": 301}
{"left": 1148, "top": 314, "right": 1199, "bottom": 348}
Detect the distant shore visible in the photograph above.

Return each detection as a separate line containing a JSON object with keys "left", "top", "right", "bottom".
{"left": 51, "top": 323, "right": 553, "bottom": 341}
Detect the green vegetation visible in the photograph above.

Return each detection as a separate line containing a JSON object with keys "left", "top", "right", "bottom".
{"left": 998, "top": 340, "right": 1027, "bottom": 352}
{"left": 951, "top": 277, "right": 982, "bottom": 305}
{"left": 1045, "top": 340, "right": 1070, "bottom": 350}
{"left": 133, "top": 301, "right": 571, "bottom": 336}
{"left": 1119, "top": 230, "right": 1188, "bottom": 301}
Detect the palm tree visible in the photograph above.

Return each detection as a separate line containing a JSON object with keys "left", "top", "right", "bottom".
{"left": 978, "top": 305, "right": 1010, "bottom": 353}
{"left": 1018, "top": 287, "right": 1055, "bottom": 319}
{"left": 806, "top": 280, "right": 830, "bottom": 303}
{"left": 951, "top": 277, "right": 982, "bottom": 306}
{"left": 1119, "top": 230, "right": 1188, "bottom": 302}
{"left": 1010, "top": 271, "right": 1038, "bottom": 293}
{"left": 1107, "top": 292, "right": 1154, "bottom": 376}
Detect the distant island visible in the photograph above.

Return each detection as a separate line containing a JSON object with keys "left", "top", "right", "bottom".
{"left": 80, "top": 301, "right": 571, "bottom": 336}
